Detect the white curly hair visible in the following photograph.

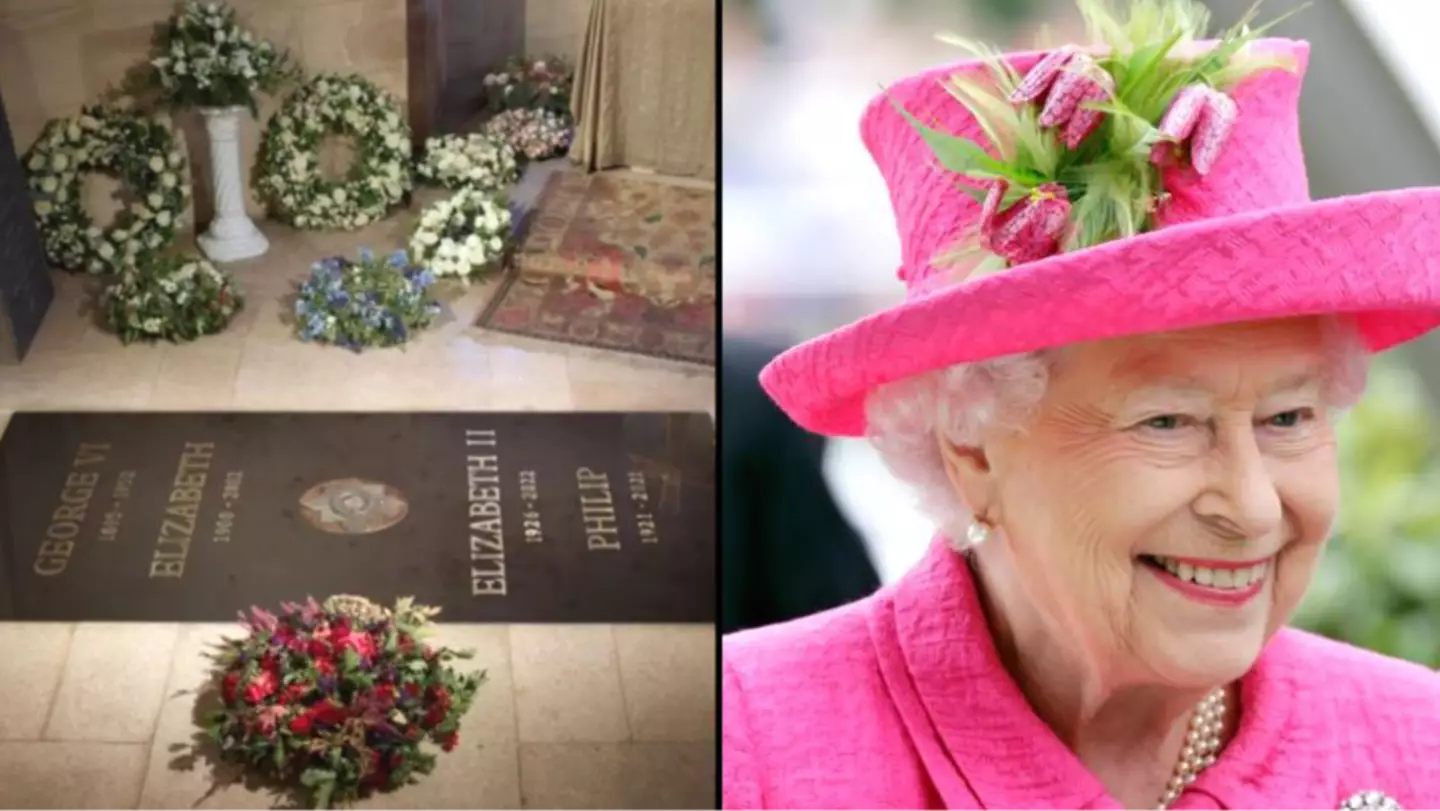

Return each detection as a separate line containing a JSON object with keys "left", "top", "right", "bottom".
{"left": 863, "top": 317, "right": 1373, "bottom": 548}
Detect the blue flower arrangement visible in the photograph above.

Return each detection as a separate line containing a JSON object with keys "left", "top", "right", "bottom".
{"left": 294, "top": 248, "right": 441, "bottom": 351}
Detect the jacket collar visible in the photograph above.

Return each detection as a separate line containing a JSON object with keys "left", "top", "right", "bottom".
{"left": 868, "top": 535, "right": 1333, "bottom": 809}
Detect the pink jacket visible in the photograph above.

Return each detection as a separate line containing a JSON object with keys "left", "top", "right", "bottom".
{"left": 723, "top": 538, "right": 1440, "bottom": 809}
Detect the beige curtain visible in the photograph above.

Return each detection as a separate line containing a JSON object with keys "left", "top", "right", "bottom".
{"left": 568, "top": 0, "right": 716, "bottom": 180}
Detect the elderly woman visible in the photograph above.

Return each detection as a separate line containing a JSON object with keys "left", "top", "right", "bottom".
{"left": 722, "top": 3, "right": 1440, "bottom": 810}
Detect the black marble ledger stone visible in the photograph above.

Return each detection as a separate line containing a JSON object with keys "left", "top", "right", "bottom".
{"left": 0, "top": 88, "right": 54, "bottom": 364}
{"left": 0, "top": 412, "right": 716, "bottom": 623}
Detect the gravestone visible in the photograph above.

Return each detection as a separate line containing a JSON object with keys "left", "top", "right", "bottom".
{"left": 0, "top": 88, "right": 54, "bottom": 364}
{"left": 0, "top": 411, "right": 717, "bottom": 622}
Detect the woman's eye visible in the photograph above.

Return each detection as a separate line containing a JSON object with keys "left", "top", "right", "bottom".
{"left": 1265, "top": 409, "right": 1311, "bottom": 428}
{"left": 1142, "top": 415, "right": 1184, "bottom": 430}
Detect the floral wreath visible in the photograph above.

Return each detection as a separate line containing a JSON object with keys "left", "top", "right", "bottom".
{"left": 23, "top": 100, "right": 190, "bottom": 274}
{"left": 294, "top": 249, "right": 441, "bottom": 351}
{"left": 900, "top": 0, "right": 1302, "bottom": 274}
{"left": 409, "top": 187, "right": 513, "bottom": 281}
{"left": 416, "top": 133, "right": 519, "bottom": 192}
{"left": 482, "top": 53, "right": 574, "bottom": 116}
{"left": 254, "top": 74, "right": 412, "bottom": 231}
{"left": 101, "top": 254, "right": 244, "bottom": 344}
{"left": 482, "top": 108, "right": 573, "bottom": 162}
{"left": 206, "top": 596, "right": 483, "bottom": 808}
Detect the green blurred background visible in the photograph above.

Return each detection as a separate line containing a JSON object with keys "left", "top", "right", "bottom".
{"left": 1297, "top": 356, "right": 1440, "bottom": 667}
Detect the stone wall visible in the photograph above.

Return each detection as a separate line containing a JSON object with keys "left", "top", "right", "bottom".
{"left": 0, "top": 0, "right": 408, "bottom": 226}
{"left": 526, "top": 0, "right": 590, "bottom": 65}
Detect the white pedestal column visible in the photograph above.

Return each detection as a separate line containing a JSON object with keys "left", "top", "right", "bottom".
{"left": 197, "top": 106, "right": 269, "bottom": 263}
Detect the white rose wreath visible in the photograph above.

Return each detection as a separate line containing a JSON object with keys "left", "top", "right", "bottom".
{"left": 408, "top": 187, "right": 513, "bottom": 281}
{"left": 23, "top": 101, "right": 190, "bottom": 274}
{"left": 254, "top": 73, "right": 412, "bottom": 231}
{"left": 416, "top": 133, "right": 519, "bottom": 192}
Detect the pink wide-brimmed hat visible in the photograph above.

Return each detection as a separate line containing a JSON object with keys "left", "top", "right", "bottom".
{"left": 760, "top": 22, "right": 1440, "bottom": 438}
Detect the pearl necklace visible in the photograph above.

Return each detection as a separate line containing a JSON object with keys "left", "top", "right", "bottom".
{"left": 1157, "top": 687, "right": 1228, "bottom": 809}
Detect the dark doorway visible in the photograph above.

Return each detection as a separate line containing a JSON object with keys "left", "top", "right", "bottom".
{"left": 407, "top": 0, "right": 526, "bottom": 145}
{"left": 0, "top": 87, "right": 54, "bottom": 365}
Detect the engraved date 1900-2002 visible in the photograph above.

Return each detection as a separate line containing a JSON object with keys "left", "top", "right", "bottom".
{"left": 213, "top": 471, "right": 244, "bottom": 543}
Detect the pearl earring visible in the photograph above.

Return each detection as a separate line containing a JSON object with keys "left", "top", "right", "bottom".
{"left": 966, "top": 519, "right": 992, "bottom": 547}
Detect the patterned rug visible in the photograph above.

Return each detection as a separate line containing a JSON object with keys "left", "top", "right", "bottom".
{"left": 477, "top": 170, "right": 715, "bottom": 365}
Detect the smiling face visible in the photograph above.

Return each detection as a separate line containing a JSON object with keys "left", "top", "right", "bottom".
{"left": 957, "top": 318, "right": 1343, "bottom": 688}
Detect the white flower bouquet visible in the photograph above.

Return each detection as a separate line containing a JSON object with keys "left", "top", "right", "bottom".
{"left": 148, "top": 0, "right": 298, "bottom": 114}
{"left": 416, "top": 133, "right": 519, "bottom": 192}
{"left": 255, "top": 73, "right": 413, "bottom": 231}
{"left": 101, "top": 254, "right": 244, "bottom": 344}
{"left": 408, "top": 187, "right": 513, "bottom": 281}
{"left": 482, "top": 109, "right": 573, "bottom": 162}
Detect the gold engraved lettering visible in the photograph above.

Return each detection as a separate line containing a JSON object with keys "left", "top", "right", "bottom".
{"left": 38, "top": 539, "right": 74, "bottom": 558}
{"left": 519, "top": 470, "right": 542, "bottom": 543}
{"left": 148, "top": 441, "right": 215, "bottom": 579}
{"left": 628, "top": 471, "right": 659, "bottom": 544}
{"left": 214, "top": 471, "right": 243, "bottom": 543}
{"left": 221, "top": 471, "right": 243, "bottom": 500}
{"left": 466, "top": 429, "right": 498, "bottom": 447}
{"left": 102, "top": 471, "right": 137, "bottom": 542}
{"left": 74, "top": 442, "right": 109, "bottom": 467}
{"left": 466, "top": 443, "right": 506, "bottom": 596}
{"left": 45, "top": 520, "right": 79, "bottom": 541}
{"left": 166, "top": 503, "right": 199, "bottom": 521}
{"left": 150, "top": 559, "right": 185, "bottom": 578}
{"left": 53, "top": 504, "right": 85, "bottom": 522}
{"left": 114, "top": 471, "right": 136, "bottom": 501}
{"left": 471, "top": 574, "right": 506, "bottom": 595}
{"left": 174, "top": 472, "right": 207, "bottom": 489}
{"left": 33, "top": 442, "right": 110, "bottom": 576}
{"left": 577, "top": 467, "right": 620, "bottom": 551}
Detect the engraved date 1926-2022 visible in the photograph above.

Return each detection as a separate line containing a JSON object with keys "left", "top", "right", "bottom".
{"left": 520, "top": 469, "right": 541, "bottom": 542}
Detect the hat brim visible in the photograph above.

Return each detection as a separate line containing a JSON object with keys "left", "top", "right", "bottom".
{"left": 760, "top": 187, "right": 1440, "bottom": 437}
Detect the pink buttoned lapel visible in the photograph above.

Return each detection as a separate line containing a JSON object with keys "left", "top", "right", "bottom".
{"left": 871, "top": 538, "right": 1121, "bottom": 809}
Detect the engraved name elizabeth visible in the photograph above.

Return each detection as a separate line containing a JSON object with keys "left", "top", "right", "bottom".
{"left": 464, "top": 428, "right": 666, "bottom": 597}
{"left": 30, "top": 425, "right": 674, "bottom": 599}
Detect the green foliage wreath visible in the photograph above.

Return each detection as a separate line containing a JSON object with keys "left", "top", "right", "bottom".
{"left": 23, "top": 101, "right": 190, "bottom": 274}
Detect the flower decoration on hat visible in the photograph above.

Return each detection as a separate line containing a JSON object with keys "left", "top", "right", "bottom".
{"left": 894, "top": 0, "right": 1305, "bottom": 275}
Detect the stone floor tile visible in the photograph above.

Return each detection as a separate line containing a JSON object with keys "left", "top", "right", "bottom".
{"left": 0, "top": 741, "right": 148, "bottom": 808}
{"left": 518, "top": 742, "right": 713, "bottom": 809}
{"left": 44, "top": 622, "right": 179, "bottom": 742}
{"left": 510, "top": 625, "right": 628, "bottom": 743}
{"left": 614, "top": 624, "right": 716, "bottom": 741}
{"left": 0, "top": 622, "right": 73, "bottom": 739}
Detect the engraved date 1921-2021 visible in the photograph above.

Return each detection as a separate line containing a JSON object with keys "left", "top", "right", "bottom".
{"left": 628, "top": 471, "right": 659, "bottom": 544}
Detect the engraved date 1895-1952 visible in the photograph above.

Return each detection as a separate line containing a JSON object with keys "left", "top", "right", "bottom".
{"left": 98, "top": 470, "right": 137, "bottom": 542}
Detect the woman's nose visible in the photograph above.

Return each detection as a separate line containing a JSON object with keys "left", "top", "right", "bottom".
{"left": 1193, "top": 428, "right": 1284, "bottom": 540}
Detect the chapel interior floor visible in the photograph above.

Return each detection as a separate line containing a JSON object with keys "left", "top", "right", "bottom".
{"left": 0, "top": 172, "right": 717, "bottom": 809}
